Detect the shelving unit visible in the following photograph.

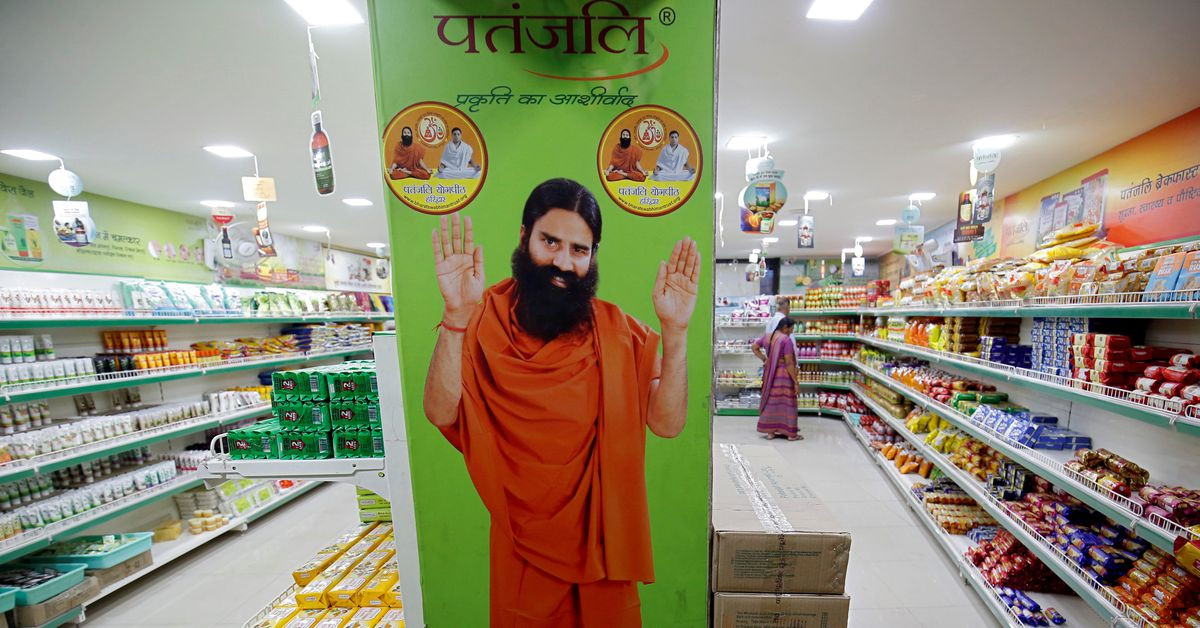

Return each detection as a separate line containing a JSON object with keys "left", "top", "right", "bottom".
{"left": 851, "top": 383, "right": 1141, "bottom": 626}
{"left": 0, "top": 312, "right": 391, "bottom": 330}
{"left": 0, "top": 345, "right": 372, "bottom": 403}
{"left": 781, "top": 292, "right": 1200, "bottom": 320}
{"left": 199, "top": 457, "right": 388, "bottom": 497}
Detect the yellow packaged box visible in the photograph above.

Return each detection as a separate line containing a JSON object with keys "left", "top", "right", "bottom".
{"left": 283, "top": 608, "right": 328, "bottom": 628}
{"left": 313, "top": 606, "right": 356, "bottom": 628}
{"left": 248, "top": 606, "right": 300, "bottom": 628}
{"left": 383, "top": 580, "right": 403, "bottom": 608}
{"left": 353, "top": 549, "right": 395, "bottom": 576}
{"left": 377, "top": 608, "right": 405, "bottom": 627}
{"left": 356, "top": 569, "right": 399, "bottom": 607}
{"left": 296, "top": 570, "right": 348, "bottom": 609}
{"left": 328, "top": 572, "right": 374, "bottom": 608}
{"left": 344, "top": 607, "right": 386, "bottom": 628}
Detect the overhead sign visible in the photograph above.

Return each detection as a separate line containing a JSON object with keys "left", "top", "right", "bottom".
{"left": 241, "top": 176, "right": 278, "bottom": 202}
{"left": 324, "top": 248, "right": 390, "bottom": 293}
{"left": 797, "top": 214, "right": 814, "bottom": 248}
{"left": 48, "top": 168, "right": 83, "bottom": 198}
{"left": 893, "top": 224, "right": 925, "bottom": 254}
{"left": 51, "top": 200, "right": 95, "bottom": 248}
{"left": 973, "top": 147, "right": 1002, "bottom": 173}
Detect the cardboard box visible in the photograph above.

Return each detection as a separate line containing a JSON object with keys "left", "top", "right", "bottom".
{"left": 87, "top": 550, "right": 153, "bottom": 589}
{"left": 16, "top": 576, "right": 99, "bottom": 627}
{"left": 712, "top": 444, "right": 851, "bottom": 594}
{"left": 713, "top": 593, "right": 849, "bottom": 628}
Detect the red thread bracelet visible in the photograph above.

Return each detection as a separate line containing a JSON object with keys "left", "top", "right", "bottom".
{"left": 437, "top": 320, "right": 467, "bottom": 333}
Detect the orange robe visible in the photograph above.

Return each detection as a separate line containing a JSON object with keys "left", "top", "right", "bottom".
{"left": 389, "top": 142, "right": 430, "bottom": 180}
{"left": 441, "top": 278, "right": 660, "bottom": 627}
{"left": 606, "top": 144, "right": 646, "bottom": 182}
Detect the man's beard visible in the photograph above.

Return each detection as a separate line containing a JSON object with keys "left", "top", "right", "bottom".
{"left": 619, "top": 137, "right": 631, "bottom": 148}
{"left": 402, "top": 135, "right": 413, "bottom": 146}
{"left": 511, "top": 243, "right": 599, "bottom": 342}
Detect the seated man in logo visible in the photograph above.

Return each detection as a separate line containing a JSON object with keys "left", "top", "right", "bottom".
{"left": 650, "top": 131, "right": 695, "bottom": 182}
{"left": 436, "top": 127, "right": 481, "bottom": 179}
{"left": 604, "top": 129, "right": 648, "bottom": 182}
{"left": 388, "top": 126, "right": 431, "bottom": 180}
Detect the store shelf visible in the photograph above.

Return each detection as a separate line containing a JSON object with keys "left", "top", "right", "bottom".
{"left": 0, "top": 345, "right": 372, "bottom": 403}
{"left": 87, "top": 481, "right": 323, "bottom": 604}
{"left": 0, "top": 473, "right": 205, "bottom": 564}
{"left": 715, "top": 379, "right": 762, "bottom": 388}
{"left": 856, "top": 335, "right": 1200, "bottom": 438}
{"left": 771, "top": 295, "right": 1200, "bottom": 320}
{"left": 849, "top": 384, "right": 1136, "bottom": 627}
{"left": 795, "top": 381, "right": 854, "bottom": 390}
{"left": 790, "top": 309, "right": 861, "bottom": 317}
{"left": 0, "top": 312, "right": 392, "bottom": 329}
{"left": 851, "top": 360, "right": 1191, "bottom": 553}
{"left": 0, "top": 404, "right": 273, "bottom": 484}
{"left": 714, "top": 406, "right": 843, "bottom": 417}
{"left": 199, "top": 457, "right": 387, "bottom": 496}
{"left": 793, "top": 334, "right": 858, "bottom": 341}
{"left": 797, "top": 358, "right": 854, "bottom": 366}
{"left": 844, "top": 416, "right": 1097, "bottom": 628}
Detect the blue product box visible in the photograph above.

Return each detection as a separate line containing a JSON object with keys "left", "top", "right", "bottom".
{"left": 1032, "top": 414, "right": 1058, "bottom": 424}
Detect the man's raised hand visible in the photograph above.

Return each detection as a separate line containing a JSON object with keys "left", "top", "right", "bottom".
{"left": 432, "top": 214, "right": 484, "bottom": 327}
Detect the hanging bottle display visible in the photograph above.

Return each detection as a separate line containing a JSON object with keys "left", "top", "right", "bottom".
{"left": 220, "top": 227, "right": 233, "bottom": 259}
{"left": 311, "top": 110, "right": 334, "bottom": 195}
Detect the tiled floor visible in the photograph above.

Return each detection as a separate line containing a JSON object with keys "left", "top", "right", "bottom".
{"left": 84, "top": 483, "right": 359, "bottom": 627}
{"left": 714, "top": 414, "right": 1000, "bottom": 628}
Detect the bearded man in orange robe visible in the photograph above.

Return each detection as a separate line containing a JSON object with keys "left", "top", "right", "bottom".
{"left": 604, "top": 129, "right": 648, "bottom": 182}
{"left": 423, "top": 178, "right": 699, "bottom": 627}
{"left": 388, "top": 126, "right": 432, "bottom": 180}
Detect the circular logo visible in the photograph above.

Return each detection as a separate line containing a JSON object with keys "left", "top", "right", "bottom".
{"left": 382, "top": 101, "right": 488, "bottom": 215}
{"left": 597, "top": 104, "right": 703, "bottom": 217}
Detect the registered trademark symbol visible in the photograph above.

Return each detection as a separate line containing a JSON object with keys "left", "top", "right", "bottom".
{"left": 659, "top": 7, "right": 675, "bottom": 25}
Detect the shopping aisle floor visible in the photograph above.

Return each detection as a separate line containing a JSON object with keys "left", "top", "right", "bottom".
{"left": 84, "top": 483, "right": 360, "bottom": 627}
{"left": 715, "top": 414, "right": 999, "bottom": 628}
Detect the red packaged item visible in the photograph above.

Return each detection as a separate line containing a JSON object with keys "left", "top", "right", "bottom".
{"left": 1171, "top": 353, "right": 1200, "bottom": 368}
{"left": 1159, "top": 382, "right": 1183, "bottom": 398}
{"left": 1181, "top": 385, "right": 1200, "bottom": 402}
{"left": 1136, "top": 377, "right": 1162, "bottom": 392}
{"left": 1095, "top": 334, "right": 1132, "bottom": 349}
{"left": 1131, "top": 346, "right": 1156, "bottom": 361}
{"left": 1145, "top": 365, "right": 1167, "bottom": 379}
{"left": 1092, "top": 347, "right": 1132, "bottom": 361}
{"left": 1163, "top": 366, "right": 1200, "bottom": 385}
{"left": 1095, "top": 359, "right": 1135, "bottom": 374}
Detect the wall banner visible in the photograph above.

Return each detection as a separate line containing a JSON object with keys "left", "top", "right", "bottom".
{"left": 998, "top": 107, "right": 1200, "bottom": 258}
{"left": 323, "top": 248, "right": 390, "bottom": 293}
{"left": 369, "top": 1, "right": 715, "bottom": 625}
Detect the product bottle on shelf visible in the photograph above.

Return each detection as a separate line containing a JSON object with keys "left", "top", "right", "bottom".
{"left": 311, "top": 110, "right": 334, "bottom": 195}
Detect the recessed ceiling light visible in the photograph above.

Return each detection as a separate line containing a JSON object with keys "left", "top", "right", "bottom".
{"left": 803, "top": 191, "right": 830, "bottom": 201}
{"left": 725, "top": 135, "right": 768, "bottom": 150}
{"left": 342, "top": 198, "right": 373, "bottom": 207}
{"left": 807, "top": 0, "right": 875, "bottom": 21}
{"left": 778, "top": 220, "right": 799, "bottom": 227}
{"left": 875, "top": 218, "right": 898, "bottom": 226}
{"left": 909, "top": 192, "right": 936, "bottom": 201}
{"left": 762, "top": 237, "right": 780, "bottom": 243}
{"left": 0, "top": 149, "right": 60, "bottom": 161}
{"left": 200, "top": 200, "right": 236, "bottom": 208}
{"left": 283, "top": 0, "right": 363, "bottom": 26}
{"left": 303, "top": 225, "right": 330, "bottom": 233}
{"left": 365, "top": 242, "right": 387, "bottom": 249}
{"left": 972, "top": 134, "right": 1017, "bottom": 150}
{"left": 856, "top": 236, "right": 874, "bottom": 242}
{"left": 203, "top": 145, "right": 254, "bottom": 158}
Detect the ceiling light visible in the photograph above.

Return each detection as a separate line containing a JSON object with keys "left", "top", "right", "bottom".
{"left": 762, "top": 237, "right": 779, "bottom": 243}
{"left": 342, "top": 198, "right": 373, "bottom": 207}
{"left": 200, "top": 200, "right": 236, "bottom": 208}
{"left": 714, "top": 192, "right": 723, "bottom": 200}
{"left": 807, "top": 0, "right": 875, "bottom": 21}
{"left": 803, "top": 191, "right": 830, "bottom": 201}
{"left": 725, "top": 135, "right": 768, "bottom": 150}
{"left": 365, "top": 242, "right": 387, "bottom": 249}
{"left": 972, "top": 134, "right": 1017, "bottom": 150}
{"left": 303, "top": 225, "right": 330, "bottom": 233}
{"left": 203, "top": 145, "right": 254, "bottom": 158}
{"left": 1, "top": 149, "right": 60, "bottom": 161}
{"left": 778, "top": 220, "right": 799, "bottom": 227}
{"left": 875, "top": 218, "right": 898, "bottom": 226}
{"left": 283, "top": 0, "right": 363, "bottom": 26}
{"left": 751, "top": 248, "right": 761, "bottom": 254}
{"left": 856, "top": 236, "right": 874, "bottom": 242}
{"left": 909, "top": 192, "right": 936, "bottom": 202}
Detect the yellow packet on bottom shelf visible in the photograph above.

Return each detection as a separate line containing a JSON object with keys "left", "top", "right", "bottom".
{"left": 328, "top": 572, "right": 374, "bottom": 608}
{"left": 297, "top": 570, "right": 348, "bottom": 609}
{"left": 382, "top": 580, "right": 402, "bottom": 608}
{"left": 356, "top": 569, "right": 399, "bottom": 607}
{"left": 248, "top": 606, "right": 300, "bottom": 628}
{"left": 282, "top": 608, "right": 328, "bottom": 628}
{"left": 344, "top": 607, "right": 385, "bottom": 628}
{"left": 313, "top": 606, "right": 356, "bottom": 628}
{"left": 377, "top": 608, "right": 405, "bottom": 627}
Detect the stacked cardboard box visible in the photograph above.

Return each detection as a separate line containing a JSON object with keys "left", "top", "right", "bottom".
{"left": 357, "top": 488, "right": 392, "bottom": 523}
{"left": 712, "top": 444, "right": 851, "bottom": 628}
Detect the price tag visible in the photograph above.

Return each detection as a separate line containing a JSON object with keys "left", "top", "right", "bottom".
{"left": 241, "top": 177, "right": 277, "bottom": 202}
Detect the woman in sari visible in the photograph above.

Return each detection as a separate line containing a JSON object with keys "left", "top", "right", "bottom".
{"left": 751, "top": 317, "right": 802, "bottom": 440}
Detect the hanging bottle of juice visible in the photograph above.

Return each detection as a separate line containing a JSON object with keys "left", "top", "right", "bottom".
{"left": 311, "top": 110, "right": 334, "bottom": 195}
{"left": 220, "top": 227, "right": 233, "bottom": 259}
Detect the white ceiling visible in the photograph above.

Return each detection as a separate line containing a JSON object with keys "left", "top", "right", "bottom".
{"left": 2, "top": 0, "right": 1199, "bottom": 259}
{"left": 716, "top": 0, "right": 1200, "bottom": 258}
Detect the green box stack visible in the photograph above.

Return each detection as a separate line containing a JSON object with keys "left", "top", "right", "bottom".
{"left": 356, "top": 487, "right": 392, "bottom": 523}
{"left": 227, "top": 419, "right": 281, "bottom": 460}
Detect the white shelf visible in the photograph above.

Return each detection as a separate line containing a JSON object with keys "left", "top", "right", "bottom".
{"left": 199, "top": 457, "right": 388, "bottom": 496}
{"left": 88, "top": 481, "right": 323, "bottom": 603}
{"left": 844, "top": 416, "right": 1097, "bottom": 628}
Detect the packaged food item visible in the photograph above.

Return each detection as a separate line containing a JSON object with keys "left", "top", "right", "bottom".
{"left": 283, "top": 609, "right": 328, "bottom": 628}
{"left": 248, "top": 606, "right": 300, "bottom": 628}
{"left": 1144, "top": 252, "right": 1187, "bottom": 301}
{"left": 313, "top": 607, "right": 356, "bottom": 628}
{"left": 1163, "top": 366, "right": 1200, "bottom": 385}
{"left": 377, "top": 608, "right": 405, "bottom": 628}
{"left": 344, "top": 607, "right": 385, "bottom": 628}
{"left": 356, "top": 568, "right": 400, "bottom": 607}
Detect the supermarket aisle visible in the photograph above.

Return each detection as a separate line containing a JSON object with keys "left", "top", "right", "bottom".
{"left": 84, "top": 483, "right": 360, "bottom": 627}
{"left": 714, "top": 414, "right": 999, "bottom": 628}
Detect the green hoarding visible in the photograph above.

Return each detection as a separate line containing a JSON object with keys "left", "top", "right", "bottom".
{"left": 368, "top": 1, "right": 715, "bottom": 625}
